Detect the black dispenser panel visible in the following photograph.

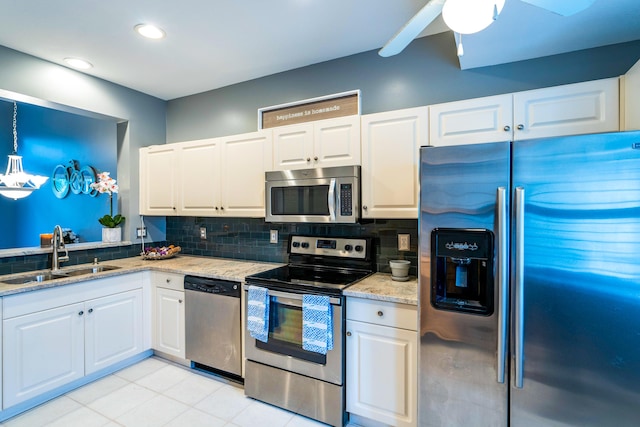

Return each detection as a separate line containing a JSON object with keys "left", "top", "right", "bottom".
{"left": 431, "top": 228, "right": 494, "bottom": 315}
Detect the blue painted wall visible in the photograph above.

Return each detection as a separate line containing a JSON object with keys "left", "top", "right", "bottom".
{"left": 0, "top": 101, "right": 117, "bottom": 248}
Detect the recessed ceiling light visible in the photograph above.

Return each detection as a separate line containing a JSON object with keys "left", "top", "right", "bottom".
{"left": 134, "top": 24, "right": 166, "bottom": 39}
{"left": 63, "top": 57, "right": 93, "bottom": 70}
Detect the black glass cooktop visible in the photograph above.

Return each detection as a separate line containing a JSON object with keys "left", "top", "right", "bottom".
{"left": 245, "top": 265, "right": 372, "bottom": 296}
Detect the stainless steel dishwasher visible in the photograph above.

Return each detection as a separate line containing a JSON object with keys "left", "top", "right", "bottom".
{"left": 184, "top": 275, "right": 241, "bottom": 377}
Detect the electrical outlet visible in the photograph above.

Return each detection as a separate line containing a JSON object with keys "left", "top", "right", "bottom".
{"left": 270, "top": 230, "right": 278, "bottom": 244}
{"left": 136, "top": 227, "right": 147, "bottom": 238}
{"left": 398, "top": 234, "right": 410, "bottom": 251}
{"left": 199, "top": 227, "right": 207, "bottom": 239}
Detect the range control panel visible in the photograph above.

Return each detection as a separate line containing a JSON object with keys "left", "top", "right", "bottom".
{"left": 289, "top": 235, "right": 368, "bottom": 259}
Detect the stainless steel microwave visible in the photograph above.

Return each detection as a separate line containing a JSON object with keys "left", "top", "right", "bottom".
{"left": 265, "top": 166, "right": 360, "bottom": 223}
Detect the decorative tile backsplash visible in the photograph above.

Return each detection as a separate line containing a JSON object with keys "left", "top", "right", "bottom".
{"left": 0, "top": 217, "right": 419, "bottom": 277}
{"left": 167, "top": 217, "right": 418, "bottom": 275}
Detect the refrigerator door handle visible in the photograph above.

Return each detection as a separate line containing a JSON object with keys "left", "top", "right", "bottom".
{"left": 514, "top": 186, "right": 525, "bottom": 388}
{"left": 496, "top": 187, "right": 508, "bottom": 384}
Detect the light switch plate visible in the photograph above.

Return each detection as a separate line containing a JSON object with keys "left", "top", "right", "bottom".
{"left": 136, "top": 227, "right": 147, "bottom": 238}
{"left": 270, "top": 230, "right": 278, "bottom": 244}
{"left": 398, "top": 234, "right": 410, "bottom": 251}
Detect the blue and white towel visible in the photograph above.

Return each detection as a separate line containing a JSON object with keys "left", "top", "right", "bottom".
{"left": 302, "top": 295, "right": 333, "bottom": 355}
{"left": 247, "top": 285, "right": 270, "bottom": 343}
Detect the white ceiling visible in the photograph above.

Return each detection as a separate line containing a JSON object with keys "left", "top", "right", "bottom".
{"left": 0, "top": 0, "right": 638, "bottom": 101}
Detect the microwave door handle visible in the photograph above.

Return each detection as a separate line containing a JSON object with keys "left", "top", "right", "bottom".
{"left": 328, "top": 178, "right": 336, "bottom": 221}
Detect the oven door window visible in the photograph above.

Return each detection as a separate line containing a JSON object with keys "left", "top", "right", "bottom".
{"left": 255, "top": 296, "right": 327, "bottom": 365}
{"left": 270, "top": 185, "right": 330, "bottom": 216}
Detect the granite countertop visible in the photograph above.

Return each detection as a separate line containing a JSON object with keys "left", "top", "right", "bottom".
{"left": 344, "top": 273, "right": 418, "bottom": 306}
{"left": 0, "top": 255, "right": 284, "bottom": 297}
{"left": 0, "top": 255, "right": 419, "bottom": 305}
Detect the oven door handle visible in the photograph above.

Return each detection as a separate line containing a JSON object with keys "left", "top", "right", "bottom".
{"left": 328, "top": 178, "right": 336, "bottom": 221}
{"left": 243, "top": 285, "right": 341, "bottom": 306}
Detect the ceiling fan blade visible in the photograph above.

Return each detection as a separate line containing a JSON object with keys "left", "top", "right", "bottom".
{"left": 378, "top": 0, "right": 446, "bottom": 57}
{"left": 520, "top": 0, "right": 596, "bottom": 16}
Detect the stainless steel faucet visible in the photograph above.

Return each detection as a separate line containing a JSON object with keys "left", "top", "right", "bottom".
{"left": 51, "top": 225, "right": 69, "bottom": 272}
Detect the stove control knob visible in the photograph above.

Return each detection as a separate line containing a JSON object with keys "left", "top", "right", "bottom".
{"left": 301, "top": 242, "right": 310, "bottom": 249}
{"left": 292, "top": 241, "right": 300, "bottom": 248}
{"left": 355, "top": 245, "right": 363, "bottom": 252}
{"left": 344, "top": 244, "right": 353, "bottom": 251}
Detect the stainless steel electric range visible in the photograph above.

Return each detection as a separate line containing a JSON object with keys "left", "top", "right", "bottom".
{"left": 244, "top": 234, "right": 374, "bottom": 427}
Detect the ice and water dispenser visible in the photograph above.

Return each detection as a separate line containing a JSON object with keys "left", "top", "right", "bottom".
{"left": 430, "top": 228, "right": 494, "bottom": 315}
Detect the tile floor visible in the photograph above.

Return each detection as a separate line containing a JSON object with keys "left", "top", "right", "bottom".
{"left": 0, "top": 356, "right": 340, "bottom": 427}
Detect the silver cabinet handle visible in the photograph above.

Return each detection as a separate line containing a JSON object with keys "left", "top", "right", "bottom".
{"left": 178, "top": 299, "right": 183, "bottom": 304}
{"left": 306, "top": 157, "right": 311, "bottom": 162}
{"left": 496, "top": 187, "right": 508, "bottom": 384}
{"left": 88, "top": 308, "right": 93, "bottom": 314}
{"left": 517, "top": 124, "right": 524, "bottom": 130}
{"left": 346, "top": 331, "right": 352, "bottom": 337}
{"left": 514, "top": 186, "right": 525, "bottom": 388}
{"left": 314, "top": 156, "right": 318, "bottom": 161}
{"left": 377, "top": 310, "right": 383, "bottom": 317}
{"left": 503, "top": 125, "right": 511, "bottom": 131}
{"left": 363, "top": 205, "right": 368, "bottom": 210}
{"left": 166, "top": 278, "right": 171, "bottom": 283}
{"left": 78, "top": 310, "right": 84, "bottom": 316}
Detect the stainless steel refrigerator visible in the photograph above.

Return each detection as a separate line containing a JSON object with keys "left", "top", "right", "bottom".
{"left": 419, "top": 131, "right": 640, "bottom": 426}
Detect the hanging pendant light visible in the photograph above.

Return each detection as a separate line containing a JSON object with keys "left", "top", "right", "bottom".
{"left": 0, "top": 102, "right": 49, "bottom": 200}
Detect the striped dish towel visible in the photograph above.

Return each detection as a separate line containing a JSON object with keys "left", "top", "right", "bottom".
{"left": 247, "top": 285, "right": 269, "bottom": 343}
{"left": 302, "top": 295, "right": 333, "bottom": 355}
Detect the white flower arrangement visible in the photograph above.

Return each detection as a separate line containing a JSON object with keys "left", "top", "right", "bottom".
{"left": 90, "top": 171, "right": 125, "bottom": 228}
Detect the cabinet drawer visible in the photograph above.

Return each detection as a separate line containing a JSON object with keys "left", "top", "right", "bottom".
{"left": 347, "top": 298, "right": 417, "bottom": 331}
{"left": 153, "top": 272, "right": 184, "bottom": 291}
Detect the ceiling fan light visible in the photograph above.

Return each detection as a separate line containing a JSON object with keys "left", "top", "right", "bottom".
{"left": 442, "top": 0, "right": 505, "bottom": 35}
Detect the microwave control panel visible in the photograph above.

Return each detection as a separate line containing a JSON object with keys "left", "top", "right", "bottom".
{"left": 340, "top": 183, "right": 353, "bottom": 216}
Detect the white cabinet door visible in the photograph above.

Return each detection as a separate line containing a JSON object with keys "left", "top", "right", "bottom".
{"left": 272, "top": 116, "right": 361, "bottom": 171}
{"left": 314, "top": 115, "right": 361, "bottom": 168}
{"left": 429, "top": 94, "right": 513, "bottom": 147}
{"left": 272, "top": 123, "right": 314, "bottom": 170}
{"left": 139, "top": 145, "right": 178, "bottom": 215}
{"left": 85, "top": 289, "right": 144, "bottom": 375}
{"left": 623, "top": 59, "right": 640, "bottom": 130}
{"left": 154, "top": 287, "right": 185, "bottom": 360}
{"left": 177, "top": 138, "right": 222, "bottom": 216}
{"left": 361, "top": 107, "right": 427, "bottom": 219}
{"left": 346, "top": 319, "right": 417, "bottom": 427}
{"left": 221, "top": 130, "right": 273, "bottom": 217}
{"left": 513, "top": 78, "right": 619, "bottom": 140}
{"left": 3, "top": 303, "right": 85, "bottom": 408}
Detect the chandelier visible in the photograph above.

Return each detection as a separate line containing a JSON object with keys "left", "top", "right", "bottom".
{"left": 0, "top": 102, "right": 49, "bottom": 199}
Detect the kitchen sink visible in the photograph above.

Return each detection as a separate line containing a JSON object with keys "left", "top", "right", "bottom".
{"left": 0, "top": 265, "right": 121, "bottom": 285}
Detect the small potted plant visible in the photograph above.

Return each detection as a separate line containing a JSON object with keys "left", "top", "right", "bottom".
{"left": 91, "top": 171, "right": 125, "bottom": 242}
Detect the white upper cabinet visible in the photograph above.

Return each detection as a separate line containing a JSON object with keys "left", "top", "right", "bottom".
{"left": 513, "top": 78, "right": 619, "bottom": 140}
{"left": 140, "top": 130, "right": 272, "bottom": 217}
{"left": 139, "top": 144, "right": 178, "bottom": 216}
{"left": 430, "top": 78, "right": 620, "bottom": 146}
{"left": 622, "top": 58, "right": 640, "bottom": 130}
{"left": 221, "top": 131, "right": 273, "bottom": 217}
{"left": 429, "top": 94, "right": 513, "bottom": 147}
{"left": 361, "top": 107, "right": 428, "bottom": 219}
{"left": 272, "top": 116, "right": 360, "bottom": 171}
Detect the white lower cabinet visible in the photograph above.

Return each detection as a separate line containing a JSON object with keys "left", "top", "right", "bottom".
{"left": 152, "top": 272, "right": 186, "bottom": 360}
{"left": 2, "top": 274, "right": 146, "bottom": 409}
{"left": 346, "top": 298, "right": 418, "bottom": 427}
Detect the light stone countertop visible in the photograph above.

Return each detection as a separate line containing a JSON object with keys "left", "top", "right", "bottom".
{"left": 344, "top": 273, "right": 418, "bottom": 306}
{"left": 0, "top": 255, "right": 284, "bottom": 297}
{"left": 0, "top": 256, "right": 418, "bottom": 305}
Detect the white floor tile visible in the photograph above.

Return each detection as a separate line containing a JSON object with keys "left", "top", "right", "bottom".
{"left": 114, "top": 357, "right": 169, "bottom": 382}
{"left": 231, "top": 400, "right": 295, "bottom": 427}
{"left": 46, "top": 406, "right": 112, "bottom": 427}
{"left": 134, "top": 364, "right": 191, "bottom": 393}
{"left": 88, "top": 382, "right": 158, "bottom": 419}
{"left": 162, "top": 371, "right": 226, "bottom": 405}
{"left": 194, "top": 384, "right": 252, "bottom": 421}
{"left": 3, "top": 396, "right": 82, "bottom": 427}
{"left": 66, "top": 374, "right": 130, "bottom": 405}
{"left": 115, "top": 394, "right": 189, "bottom": 427}
{"left": 163, "top": 407, "right": 227, "bottom": 427}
